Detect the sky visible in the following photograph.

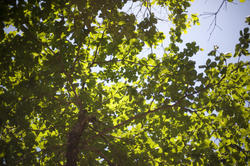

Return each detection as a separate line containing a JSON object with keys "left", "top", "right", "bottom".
{"left": 180, "top": 0, "right": 250, "bottom": 65}
{"left": 4, "top": 0, "right": 250, "bottom": 67}
{"left": 121, "top": 0, "right": 250, "bottom": 70}
{"left": 1, "top": 0, "right": 249, "bottom": 160}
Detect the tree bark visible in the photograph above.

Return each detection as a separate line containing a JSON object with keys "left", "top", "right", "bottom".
{"left": 65, "top": 110, "right": 88, "bottom": 166}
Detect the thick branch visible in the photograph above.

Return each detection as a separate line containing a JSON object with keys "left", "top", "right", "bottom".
{"left": 97, "top": 102, "right": 176, "bottom": 137}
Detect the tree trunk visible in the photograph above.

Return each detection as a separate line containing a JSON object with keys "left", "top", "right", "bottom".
{"left": 65, "top": 110, "right": 88, "bottom": 166}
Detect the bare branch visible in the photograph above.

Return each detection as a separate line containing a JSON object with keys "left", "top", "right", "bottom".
{"left": 200, "top": 0, "right": 229, "bottom": 39}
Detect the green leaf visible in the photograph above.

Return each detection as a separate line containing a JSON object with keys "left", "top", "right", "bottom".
{"left": 224, "top": 53, "right": 232, "bottom": 58}
{"left": 1, "top": 0, "right": 249, "bottom": 165}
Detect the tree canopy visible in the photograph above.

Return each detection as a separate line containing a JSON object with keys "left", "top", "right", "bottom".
{"left": 0, "top": 0, "right": 249, "bottom": 165}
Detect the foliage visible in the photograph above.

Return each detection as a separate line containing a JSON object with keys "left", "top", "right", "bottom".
{"left": 0, "top": 0, "right": 249, "bottom": 165}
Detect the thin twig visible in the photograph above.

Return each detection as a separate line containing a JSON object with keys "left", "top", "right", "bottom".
{"left": 200, "top": 0, "right": 228, "bottom": 39}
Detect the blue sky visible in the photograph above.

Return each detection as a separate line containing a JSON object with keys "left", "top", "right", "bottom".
{"left": 125, "top": 0, "right": 250, "bottom": 68}
{"left": 182, "top": 0, "right": 250, "bottom": 65}
{"left": 5, "top": 0, "right": 249, "bottom": 66}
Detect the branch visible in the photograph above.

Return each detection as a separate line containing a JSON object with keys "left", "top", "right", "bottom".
{"left": 89, "top": 30, "right": 106, "bottom": 68}
{"left": 230, "top": 144, "right": 249, "bottom": 155}
{"left": 200, "top": 0, "right": 228, "bottom": 39}
{"left": 96, "top": 102, "right": 177, "bottom": 137}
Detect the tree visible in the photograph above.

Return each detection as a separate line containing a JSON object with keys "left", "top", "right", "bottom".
{"left": 0, "top": 0, "right": 249, "bottom": 165}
